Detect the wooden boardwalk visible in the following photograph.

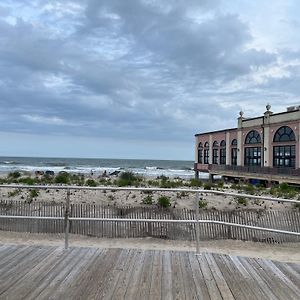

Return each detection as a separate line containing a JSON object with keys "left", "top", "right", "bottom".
{"left": 0, "top": 244, "right": 300, "bottom": 299}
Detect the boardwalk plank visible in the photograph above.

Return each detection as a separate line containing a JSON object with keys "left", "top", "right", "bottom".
{"left": 0, "top": 246, "right": 34, "bottom": 276}
{"left": 273, "top": 261, "right": 300, "bottom": 288}
{"left": 0, "top": 246, "right": 54, "bottom": 296}
{"left": 171, "top": 251, "right": 186, "bottom": 300}
{"left": 250, "top": 257, "right": 295, "bottom": 300}
{"left": 124, "top": 250, "right": 146, "bottom": 300}
{"left": 1, "top": 247, "right": 68, "bottom": 299}
{"left": 204, "top": 253, "right": 235, "bottom": 300}
{"left": 188, "top": 252, "right": 211, "bottom": 299}
{"left": 161, "top": 251, "right": 173, "bottom": 300}
{"left": 24, "top": 248, "right": 81, "bottom": 299}
{"left": 180, "top": 252, "right": 200, "bottom": 300}
{"left": 0, "top": 245, "right": 299, "bottom": 299}
{"left": 98, "top": 248, "right": 131, "bottom": 299}
{"left": 61, "top": 248, "right": 105, "bottom": 299}
{"left": 257, "top": 258, "right": 300, "bottom": 299}
{"left": 196, "top": 253, "right": 222, "bottom": 300}
{"left": 229, "top": 255, "right": 273, "bottom": 300}
{"left": 213, "top": 253, "right": 256, "bottom": 300}
{"left": 237, "top": 256, "right": 284, "bottom": 300}
{"left": 135, "top": 250, "right": 154, "bottom": 300}
{"left": 149, "top": 250, "right": 163, "bottom": 300}
{"left": 110, "top": 249, "right": 139, "bottom": 299}
{"left": 51, "top": 247, "right": 98, "bottom": 300}
{"left": 82, "top": 248, "right": 121, "bottom": 299}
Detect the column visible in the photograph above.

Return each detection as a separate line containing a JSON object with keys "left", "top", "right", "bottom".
{"left": 209, "top": 134, "right": 213, "bottom": 164}
{"left": 225, "top": 131, "right": 230, "bottom": 165}
{"left": 263, "top": 126, "right": 270, "bottom": 167}
{"left": 237, "top": 129, "right": 242, "bottom": 166}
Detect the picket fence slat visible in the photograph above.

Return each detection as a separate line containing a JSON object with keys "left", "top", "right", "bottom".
{"left": 0, "top": 199, "right": 299, "bottom": 244}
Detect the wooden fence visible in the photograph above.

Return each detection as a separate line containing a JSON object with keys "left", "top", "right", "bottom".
{"left": 0, "top": 200, "right": 300, "bottom": 244}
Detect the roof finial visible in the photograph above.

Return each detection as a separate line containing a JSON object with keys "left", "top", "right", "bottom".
{"left": 266, "top": 103, "right": 271, "bottom": 111}
{"left": 239, "top": 110, "right": 244, "bottom": 117}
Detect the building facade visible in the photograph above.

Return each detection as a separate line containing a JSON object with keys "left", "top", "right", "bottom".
{"left": 194, "top": 105, "right": 300, "bottom": 184}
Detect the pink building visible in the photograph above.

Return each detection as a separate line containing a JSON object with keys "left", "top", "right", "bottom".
{"left": 194, "top": 105, "right": 300, "bottom": 184}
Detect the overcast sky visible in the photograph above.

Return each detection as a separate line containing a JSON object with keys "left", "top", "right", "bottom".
{"left": 0, "top": 0, "right": 299, "bottom": 160}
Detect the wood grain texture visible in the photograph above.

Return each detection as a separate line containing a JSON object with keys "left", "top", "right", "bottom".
{"left": 0, "top": 244, "right": 299, "bottom": 299}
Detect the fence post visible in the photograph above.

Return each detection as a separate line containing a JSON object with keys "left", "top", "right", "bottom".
{"left": 195, "top": 191, "right": 200, "bottom": 254}
{"left": 64, "top": 189, "right": 70, "bottom": 250}
{"left": 227, "top": 211, "right": 232, "bottom": 239}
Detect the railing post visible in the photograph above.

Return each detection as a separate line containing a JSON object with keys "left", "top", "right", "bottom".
{"left": 64, "top": 189, "right": 70, "bottom": 250}
{"left": 195, "top": 191, "right": 200, "bottom": 254}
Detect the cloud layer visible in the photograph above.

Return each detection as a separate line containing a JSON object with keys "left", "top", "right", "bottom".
{"left": 0, "top": 0, "right": 300, "bottom": 159}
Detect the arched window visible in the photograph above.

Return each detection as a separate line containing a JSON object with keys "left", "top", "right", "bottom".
{"left": 231, "top": 139, "right": 237, "bottom": 165}
{"left": 197, "top": 142, "right": 203, "bottom": 163}
{"left": 220, "top": 140, "right": 226, "bottom": 165}
{"left": 245, "top": 131, "right": 261, "bottom": 166}
{"left": 245, "top": 130, "right": 261, "bottom": 144}
{"left": 212, "top": 141, "right": 219, "bottom": 164}
{"left": 273, "top": 126, "right": 295, "bottom": 142}
{"left": 204, "top": 142, "right": 209, "bottom": 164}
{"left": 273, "top": 126, "right": 296, "bottom": 168}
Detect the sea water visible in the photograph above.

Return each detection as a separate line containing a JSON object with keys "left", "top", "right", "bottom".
{"left": 0, "top": 156, "right": 206, "bottom": 179}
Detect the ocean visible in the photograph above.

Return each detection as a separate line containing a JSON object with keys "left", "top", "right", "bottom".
{"left": 0, "top": 157, "right": 201, "bottom": 179}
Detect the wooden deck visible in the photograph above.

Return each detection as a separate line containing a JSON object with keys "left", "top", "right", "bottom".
{"left": 0, "top": 244, "right": 300, "bottom": 299}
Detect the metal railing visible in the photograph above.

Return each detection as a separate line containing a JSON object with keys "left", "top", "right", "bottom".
{"left": 0, "top": 184, "right": 300, "bottom": 252}
{"left": 208, "top": 164, "right": 300, "bottom": 176}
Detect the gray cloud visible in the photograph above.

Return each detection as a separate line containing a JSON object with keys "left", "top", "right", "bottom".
{"left": 0, "top": 0, "right": 298, "bottom": 159}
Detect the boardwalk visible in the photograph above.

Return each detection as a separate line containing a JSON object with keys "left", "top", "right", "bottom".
{"left": 0, "top": 244, "right": 300, "bottom": 299}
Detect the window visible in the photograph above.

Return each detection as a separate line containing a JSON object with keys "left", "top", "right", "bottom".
{"left": 244, "top": 147, "right": 261, "bottom": 166}
{"left": 273, "top": 126, "right": 296, "bottom": 168}
{"left": 220, "top": 140, "right": 226, "bottom": 165}
{"left": 204, "top": 142, "right": 209, "bottom": 164}
{"left": 231, "top": 148, "right": 237, "bottom": 165}
{"left": 245, "top": 130, "right": 261, "bottom": 144}
{"left": 197, "top": 142, "right": 203, "bottom": 163}
{"left": 273, "top": 126, "right": 295, "bottom": 142}
{"left": 273, "top": 146, "right": 295, "bottom": 168}
{"left": 212, "top": 141, "right": 219, "bottom": 164}
{"left": 231, "top": 139, "right": 237, "bottom": 165}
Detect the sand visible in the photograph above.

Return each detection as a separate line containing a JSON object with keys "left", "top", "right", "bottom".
{"left": 0, "top": 185, "right": 296, "bottom": 211}
{"left": 1, "top": 231, "right": 300, "bottom": 263}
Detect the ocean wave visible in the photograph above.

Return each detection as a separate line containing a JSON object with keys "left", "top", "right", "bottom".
{"left": 0, "top": 161, "right": 21, "bottom": 165}
{"left": 145, "top": 166, "right": 164, "bottom": 170}
{"left": 46, "top": 162, "right": 68, "bottom": 167}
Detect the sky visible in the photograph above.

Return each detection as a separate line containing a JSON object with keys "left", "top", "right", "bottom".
{"left": 0, "top": 0, "right": 300, "bottom": 160}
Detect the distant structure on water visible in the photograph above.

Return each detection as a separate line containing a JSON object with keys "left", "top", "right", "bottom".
{"left": 194, "top": 104, "right": 300, "bottom": 185}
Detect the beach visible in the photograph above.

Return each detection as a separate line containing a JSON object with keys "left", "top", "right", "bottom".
{"left": 0, "top": 170, "right": 298, "bottom": 212}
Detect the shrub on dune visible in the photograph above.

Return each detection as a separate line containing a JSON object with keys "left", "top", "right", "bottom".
{"left": 55, "top": 172, "right": 70, "bottom": 184}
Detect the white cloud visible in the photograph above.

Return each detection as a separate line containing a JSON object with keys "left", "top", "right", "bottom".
{"left": 22, "top": 114, "right": 70, "bottom": 126}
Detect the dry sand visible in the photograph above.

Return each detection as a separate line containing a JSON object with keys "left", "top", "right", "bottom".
{"left": 1, "top": 231, "right": 300, "bottom": 263}
{"left": 0, "top": 185, "right": 296, "bottom": 211}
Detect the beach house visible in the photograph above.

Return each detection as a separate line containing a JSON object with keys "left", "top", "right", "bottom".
{"left": 194, "top": 104, "right": 300, "bottom": 185}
